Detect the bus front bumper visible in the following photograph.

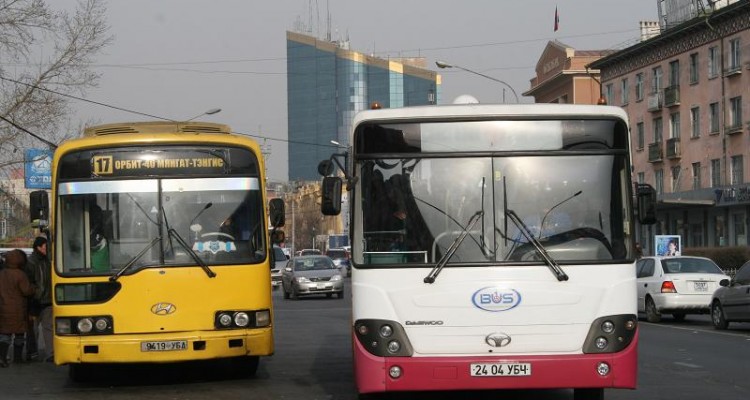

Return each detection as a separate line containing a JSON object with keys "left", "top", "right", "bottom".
{"left": 354, "top": 330, "right": 638, "bottom": 394}
{"left": 54, "top": 327, "right": 273, "bottom": 365}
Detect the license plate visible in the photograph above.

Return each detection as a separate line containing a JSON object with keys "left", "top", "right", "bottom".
{"left": 470, "top": 363, "right": 531, "bottom": 377}
{"left": 141, "top": 340, "right": 188, "bottom": 352}
{"left": 693, "top": 281, "right": 708, "bottom": 291}
{"left": 317, "top": 283, "right": 327, "bottom": 289}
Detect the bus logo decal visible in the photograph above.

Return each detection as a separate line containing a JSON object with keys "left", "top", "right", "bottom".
{"left": 472, "top": 287, "right": 521, "bottom": 312}
{"left": 485, "top": 333, "right": 512, "bottom": 347}
{"left": 151, "top": 302, "right": 177, "bottom": 315}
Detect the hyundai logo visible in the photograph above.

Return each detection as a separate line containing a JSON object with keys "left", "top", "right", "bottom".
{"left": 151, "top": 302, "right": 176, "bottom": 315}
{"left": 485, "top": 332, "right": 512, "bottom": 348}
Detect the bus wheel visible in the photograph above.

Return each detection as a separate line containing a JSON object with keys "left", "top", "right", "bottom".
{"left": 645, "top": 297, "right": 661, "bottom": 323}
{"left": 230, "top": 356, "right": 259, "bottom": 378}
{"left": 574, "top": 388, "right": 603, "bottom": 400}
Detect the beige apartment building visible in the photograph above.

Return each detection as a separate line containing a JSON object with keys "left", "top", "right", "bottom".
{"left": 524, "top": 40, "right": 612, "bottom": 104}
{"left": 590, "top": 1, "right": 750, "bottom": 254}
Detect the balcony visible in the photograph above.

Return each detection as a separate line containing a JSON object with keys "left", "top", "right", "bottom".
{"left": 666, "top": 137, "right": 681, "bottom": 159}
{"left": 725, "top": 65, "right": 742, "bottom": 77}
{"left": 727, "top": 121, "right": 743, "bottom": 135}
{"left": 663, "top": 85, "right": 680, "bottom": 107}
{"left": 647, "top": 92, "right": 662, "bottom": 112}
{"left": 648, "top": 142, "right": 663, "bottom": 163}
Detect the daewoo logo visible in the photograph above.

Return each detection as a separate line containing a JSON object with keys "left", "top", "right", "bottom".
{"left": 472, "top": 287, "right": 522, "bottom": 312}
{"left": 151, "top": 302, "right": 177, "bottom": 315}
{"left": 405, "top": 320, "right": 444, "bottom": 326}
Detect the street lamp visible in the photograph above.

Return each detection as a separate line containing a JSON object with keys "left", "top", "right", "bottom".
{"left": 184, "top": 108, "right": 222, "bottom": 122}
{"left": 435, "top": 61, "right": 519, "bottom": 104}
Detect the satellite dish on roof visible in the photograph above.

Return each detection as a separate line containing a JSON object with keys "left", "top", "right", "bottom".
{"left": 453, "top": 94, "right": 480, "bottom": 104}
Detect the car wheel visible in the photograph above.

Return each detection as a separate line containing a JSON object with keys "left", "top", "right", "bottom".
{"left": 326, "top": 293, "right": 333, "bottom": 298}
{"left": 336, "top": 291, "right": 344, "bottom": 299}
{"left": 672, "top": 313, "right": 686, "bottom": 322}
{"left": 645, "top": 297, "right": 661, "bottom": 323}
{"left": 711, "top": 301, "right": 729, "bottom": 330}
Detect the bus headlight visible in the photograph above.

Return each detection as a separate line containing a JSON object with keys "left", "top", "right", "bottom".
{"left": 583, "top": 314, "right": 637, "bottom": 354}
{"left": 234, "top": 312, "right": 250, "bottom": 327}
{"left": 55, "top": 316, "right": 114, "bottom": 335}
{"left": 354, "top": 319, "right": 413, "bottom": 357}
{"left": 218, "top": 313, "right": 233, "bottom": 327}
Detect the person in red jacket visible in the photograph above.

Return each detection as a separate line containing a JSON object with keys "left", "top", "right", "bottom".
{"left": 0, "top": 249, "right": 37, "bottom": 367}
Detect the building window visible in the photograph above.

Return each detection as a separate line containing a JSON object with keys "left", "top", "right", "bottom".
{"left": 729, "top": 38, "right": 741, "bottom": 72}
{"left": 653, "top": 117, "right": 663, "bottom": 143}
{"left": 708, "top": 46, "right": 719, "bottom": 78}
{"left": 651, "top": 66, "right": 662, "bottom": 94}
{"left": 636, "top": 122, "right": 644, "bottom": 150}
{"left": 733, "top": 213, "right": 747, "bottom": 246}
{"left": 637, "top": 172, "right": 645, "bottom": 184}
{"left": 671, "top": 165, "right": 681, "bottom": 192}
{"left": 690, "top": 107, "right": 700, "bottom": 138}
{"left": 731, "top": 155, "right": 744, "bottom": 185}
{"left": 714, "top": 215, "right": 726, "bottom": 246}
{"left": 635, "top": 73, "right": 644, "bottom": 101}
{"left": 689, "top": 52, "right": 699, "bottom": 84}
{"left": 605, "top": 83, "right": 614, "bottom": 105}
{"left": 729, "top": 96, "right": 742, "bottom": 130}
{"left": 670, "top": 112, "right": 680, "bottom": 139}
{"left": 709, "top": 102, "right": 720, "bottom": 133}
{"left": 711, "top": 158, "right": 721, "bottom": 187}
{"left": 655, "top": 169, "right": 664, "bottom": 195}
{"left": 620, "top": 78, "right": 629, "bottom": 105}
{"left": 692, "top": 162, "right": 701, "bottom": 189}
{"left": 669, "top": 60, "right": 680, "bottom": 87}
{"left": 0, "top": 219, "right": 6, "bottom": 239}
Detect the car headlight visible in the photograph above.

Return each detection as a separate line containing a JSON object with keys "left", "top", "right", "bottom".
{"left": 330, "top": 274, "right": 342, "bottom": 281}
{"left": 296, "top": 276, "right": 311, "bottom": 283}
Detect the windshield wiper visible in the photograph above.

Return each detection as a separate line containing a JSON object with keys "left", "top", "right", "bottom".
{"left": 110, "top": 236, "right": 162, "bottom": 281}
{"left": 167, "top": 228, "right": 216, "bottom": 278}
{"left": 424, "top": 211, "right": 483, "bottom": 284}
{"left": 505, "top": 209, "right": 569, "bottom": 282}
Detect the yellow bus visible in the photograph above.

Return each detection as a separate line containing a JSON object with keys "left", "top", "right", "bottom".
{"left": 31, "top": 121, "right": 284, "bottom": 380}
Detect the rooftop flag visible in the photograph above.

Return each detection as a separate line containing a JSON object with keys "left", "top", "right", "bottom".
{"left": 554, "top": 6, "right": 560, "bottom": 32}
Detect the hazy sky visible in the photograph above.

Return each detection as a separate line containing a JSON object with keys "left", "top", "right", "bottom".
{"left": 61, "top": 0, "right": 659, "bottom": 181}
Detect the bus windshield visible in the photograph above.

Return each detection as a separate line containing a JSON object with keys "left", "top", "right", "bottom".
{"left": 355, "top": 119, "right": 632, "bottom": 266}
{"left": 57, "top": 177, "right": 265, "bottom": 276}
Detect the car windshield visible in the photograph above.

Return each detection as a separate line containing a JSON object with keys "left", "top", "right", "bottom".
{"left": 294, "top": 257, "right": 335, "bottom": 271}
{"left": 661, "top": 258, "right": 724, "bottom": 274}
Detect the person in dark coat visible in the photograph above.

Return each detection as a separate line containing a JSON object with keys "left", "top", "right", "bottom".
{"left": 27, "top": 237, "right": 52, "bottom": 361}
{"left": 0, "top": 249, "right": 37, "bottom": 366}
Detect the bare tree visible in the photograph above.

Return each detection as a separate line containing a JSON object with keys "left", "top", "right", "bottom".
{"left": 0, "top": 0, "right": 111, "bottom": 163}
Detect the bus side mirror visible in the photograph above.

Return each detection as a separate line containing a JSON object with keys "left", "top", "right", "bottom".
{"left": 321, "top": 176, "right": 342, "bottom": 215}
{"left": 269, "top": 198, "right": 285, "bottom": 227}
{"left": 29, "top": 190, "right": 49, "bottom": 227}
{"left": 636, "top": 184, "right": 657, "bottom": 225}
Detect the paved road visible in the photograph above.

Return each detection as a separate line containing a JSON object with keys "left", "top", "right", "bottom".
{"left": 1, "top": 281, "right": 749, "bottom": 399}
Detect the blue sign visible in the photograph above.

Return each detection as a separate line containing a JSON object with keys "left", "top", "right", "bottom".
{"left": 24, "top": 148, "right": 53, "bottom": 189}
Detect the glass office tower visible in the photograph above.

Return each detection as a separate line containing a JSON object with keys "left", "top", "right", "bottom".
{"left": 287, "top": 31, "right": 441, "bottom": 181}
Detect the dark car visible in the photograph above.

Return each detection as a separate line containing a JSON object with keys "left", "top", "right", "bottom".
{"left": 281, "top": 255, "right": 344, "bottom": 299}
{"left": 711, "top": 261, "right": 750, "bottom": 329}
{"left": 326, "top": 248, "right": 351, "bottom": 277}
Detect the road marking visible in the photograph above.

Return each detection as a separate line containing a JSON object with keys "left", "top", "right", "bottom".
{"left": 642, "top": 321, "right": 750, "bottom": 339}
{"left": 673, "top": 361, "right": 702, "bottom": 369}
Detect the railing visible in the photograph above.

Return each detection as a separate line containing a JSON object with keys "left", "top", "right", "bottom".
{"left": 663, "top": 85, "right": 680, "bottom": 107}
{"left": 647, "top": 92, "right": 662, "bottom": 111}
{"left": 648, "top": 142, "right": 663, "bottom": 162}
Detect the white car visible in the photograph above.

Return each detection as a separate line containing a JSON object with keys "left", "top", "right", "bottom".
{"left": 636, "top": 256, "right": 730, "bottom": 322}
{"left": 271, "top": 246, "right": 288, "bottom": 289}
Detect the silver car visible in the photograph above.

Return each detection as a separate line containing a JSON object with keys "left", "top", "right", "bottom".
{"left": 636, "top": 256, "right": 730, "bottom": 322}
{"left": 281, "top": 255, "right": 344, "bottom": 299}
{"left": 711, "top": 261, "right": 750, "bottom": 330}
{"left": 271, "top": 246, "right": 288, "bottom": 289}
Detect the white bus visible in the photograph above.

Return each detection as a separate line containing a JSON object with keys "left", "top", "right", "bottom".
{"left": 319, "top": 103, "right": 656, "bottom": 399}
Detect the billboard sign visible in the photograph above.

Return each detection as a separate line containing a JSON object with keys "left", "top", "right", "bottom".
{"left": 25, "top": 148, "right": 53, "bottom": 189}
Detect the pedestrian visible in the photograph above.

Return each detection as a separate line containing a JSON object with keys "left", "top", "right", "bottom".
{"left": 27, "top": 236, "right": 52, "bottom": 362}
{"left": 0, "top": 249, "right": 37, "bottom": 367}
